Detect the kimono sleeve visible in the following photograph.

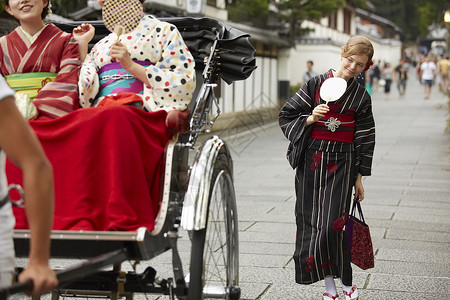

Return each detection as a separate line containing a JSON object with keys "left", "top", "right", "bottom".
{"left": 144, "top": 22, "right": 195, "bottom": 112}
{"left": 79, "top": 47, "right": 100, "bottom": 108}
{"left": 354, "top": 93, "right": 375, "bottom": 176}
{"left": 33, "top": 35, "right": 80, "bottom": 118}
{"left": 279, "top": 82, "right": 315, "bottom": 169}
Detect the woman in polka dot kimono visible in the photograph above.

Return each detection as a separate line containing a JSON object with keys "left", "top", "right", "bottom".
{"left": 79, "top": 0, "right": 195, "bottom": 113}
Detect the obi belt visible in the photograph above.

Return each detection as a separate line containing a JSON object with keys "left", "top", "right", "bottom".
{"left": 98, "top": 61, "right": 153, "bottom": 99}
{"left": 310, "top": 112, "right": 355, "bottom": 143}
{"left": 5, "top": 72, "right": 57, "bottom": 100}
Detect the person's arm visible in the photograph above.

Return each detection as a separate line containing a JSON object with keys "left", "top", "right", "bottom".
{"left": 353, "top": 94, "right": 375, "bottom": 202}
{"left": 32, "top": 31, "right": 80, "bottom": 118}
{"left": 111, "top": 20, "right": 196, "bottom": 112}
{"left": 354, "top": 173, "right": 364, "bottom": 202}
{"left": 73, "top": 23, "right": 95, "bottom": 62}
{"left": 0, "top": 96, "right": 57, "bottom": 296}
{"left": 306, "top": 104, "right": 329, "bottom": 126}
{"left": 109, "top": 42, "right": 151, "bottom": 86}
{"left": 78, "top": 43, "right": 100, "bottom": 108}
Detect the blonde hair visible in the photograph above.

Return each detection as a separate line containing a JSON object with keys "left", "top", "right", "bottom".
{"left": 341, "top": 36, "right": 374, "bottom": 67}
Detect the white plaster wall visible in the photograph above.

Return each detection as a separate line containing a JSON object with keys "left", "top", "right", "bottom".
{"left": 250, "top": 58, "right": 263, "bottom": 110}
{"left": 286, "top": 44, "right": 342, "bottom": 86}
{"left": 220, "top": 56, "right": 278, "bottom": 114}
{"left": 302, "top": 20, "right": 350, "bottom": 46}
{"left": 150, "top": 0, "right": 184, "bottom": 9}
{"left": 270, "top": 58, "right": 278, "bottom": 104}
{"left": 278, "top": 49, "right": 291, "bottom": 82}
{"left": 204, "top": 6, "right": 228, "bottom": 20}
{"left": 222, "top": 81, "right": 234, "bottom": 114}
{"left": 371, "top": 40, "right": 402, "bottom": 66}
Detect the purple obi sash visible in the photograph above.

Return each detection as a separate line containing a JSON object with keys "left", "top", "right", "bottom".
{"left": 97, "top": 61, "right": 154, "bottom": 98}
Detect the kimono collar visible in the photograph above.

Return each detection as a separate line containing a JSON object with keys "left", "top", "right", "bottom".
{"left": 19, "top": 25, "right": 47, "bottom": 44}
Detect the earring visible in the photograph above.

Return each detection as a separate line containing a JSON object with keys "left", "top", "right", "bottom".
{"left": 46, "top": 1, "right": 52, "bottom": 17}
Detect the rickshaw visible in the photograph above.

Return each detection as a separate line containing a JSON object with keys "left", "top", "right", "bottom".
{"left": 2, "top": 17, "right": 256, "bottom": 300}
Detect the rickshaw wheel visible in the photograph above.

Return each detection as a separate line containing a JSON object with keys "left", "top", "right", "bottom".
{"left": 187, "top": 151, "right": 239, "bottom": 300}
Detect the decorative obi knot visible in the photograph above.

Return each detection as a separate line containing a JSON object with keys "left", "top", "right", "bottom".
{"left": 97, "top": 61, "right": 153, "bottom": 99}
{"left": 5, "top": 72, "right": 57, "bottom": 100}
{"left": 310, "top": 112, "right": 355, "bottom": 143}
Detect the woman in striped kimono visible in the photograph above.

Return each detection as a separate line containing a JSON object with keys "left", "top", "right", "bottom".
{"left": 279, "top": 36, "right": 375, "bottom": 300}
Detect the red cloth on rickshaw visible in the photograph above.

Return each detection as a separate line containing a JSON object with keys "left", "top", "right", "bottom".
{"left": 7, "top": 106, "right": 170, "bottom": 231}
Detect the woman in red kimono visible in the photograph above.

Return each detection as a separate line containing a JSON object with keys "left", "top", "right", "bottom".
{"left": 0, "top": 0, "right": 83, "bottom": 119}
{"left": 279, "top": 36, "right": 375, "bottom": 300}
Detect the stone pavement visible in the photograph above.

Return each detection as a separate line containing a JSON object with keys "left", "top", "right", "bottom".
{"left": 225, "top": 78, "right": 450, "bottom": 299}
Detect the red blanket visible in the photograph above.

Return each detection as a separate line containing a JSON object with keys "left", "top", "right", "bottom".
{"left": 7, "top": 106, "right": 170, "bottom": 231}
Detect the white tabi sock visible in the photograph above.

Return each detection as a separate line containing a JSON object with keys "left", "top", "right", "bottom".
{"left": 324, "top": 276, "right": 338, "bottom": 296}
{"left": 341, "top": 279, "right": 358, "bottom": 299}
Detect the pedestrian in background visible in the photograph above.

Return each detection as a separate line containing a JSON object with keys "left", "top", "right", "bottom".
{"left": 395, "top": 60, "right": 409, "bottom": 96}
{"left": 302, "top": 60, "right": 319, "bottom": 86}
{"left": 382, "top": 62, "right": 392, "bottom": 99}
{"left": 420, "top": 56, "right": 437, "bottom": 99}
{"left": 369, "top": 60, "right": 380, "bottom": 91}
{"left": 279, "top": 36, "right": 375, "bottom": 300}
{"left": 437, "top": 55, "right": 449, "bottom": 92}
{"left": 0, "top": 75, "right": 57, "bottom": 296}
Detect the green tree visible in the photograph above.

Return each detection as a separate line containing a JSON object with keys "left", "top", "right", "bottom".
{"left": 50, "top": 0, "right": 87, "bottom": 18}
{"left": 227, "top": 0, "right": 269, "bottom": 27}
{"left": 368, "top": 0, "right": 420, "bottom": 41}
{"left": 276, "top": 0, "right": 346, "bottom": 44}
{"left": 368, "top": 0, "right": 449, "bottom": 42}
{"left": 417, "top": 0, "right": 449, "bottom": 37}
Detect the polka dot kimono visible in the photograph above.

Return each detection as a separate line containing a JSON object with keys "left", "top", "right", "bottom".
{"left": 79, "top": 15, "right": 195, "bottom": 112}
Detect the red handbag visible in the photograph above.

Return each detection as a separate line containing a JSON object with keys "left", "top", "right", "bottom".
{"left": 345, "top": 201, "right": 374, "bottom": 270}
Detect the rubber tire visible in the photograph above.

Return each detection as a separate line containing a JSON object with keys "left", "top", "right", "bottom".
{"left": 187, "top": 151, "right": 239, "bottom": 300}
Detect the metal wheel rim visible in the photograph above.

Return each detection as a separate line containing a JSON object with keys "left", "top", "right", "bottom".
{"left": 202, "top": 170, "right": 238, "bottom": 299}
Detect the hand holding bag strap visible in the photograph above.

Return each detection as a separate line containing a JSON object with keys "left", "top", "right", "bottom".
{"left": 356, "top": 201, "right": 366, "bottom": 224}
{"left": 350, "top": 199, "right": 366, "bottom": 225}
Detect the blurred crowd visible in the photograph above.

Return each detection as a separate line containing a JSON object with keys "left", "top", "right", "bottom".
{"left": 358, "top": 46, "right": 449, "bottom": 100}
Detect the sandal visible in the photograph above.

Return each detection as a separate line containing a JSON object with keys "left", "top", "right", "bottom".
{"left": 323, "top": 292, "right": 339, "bottom": 300}
{"left": 343, "top": 285, "right": 358, "bottom": 300}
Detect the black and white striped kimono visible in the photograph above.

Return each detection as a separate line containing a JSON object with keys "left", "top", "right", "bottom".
{"left": 279, "top": 69, "right": 375, "bottom": 286}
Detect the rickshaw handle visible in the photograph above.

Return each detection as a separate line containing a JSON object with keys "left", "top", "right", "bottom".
{"left": 0, "top": 248, "right": 129, "bottom": 299}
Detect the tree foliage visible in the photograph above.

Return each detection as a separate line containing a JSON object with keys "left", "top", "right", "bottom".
{"left": 368, "top": 0, "right": 449, "bottom": 41}
{"left": 227, "top": 0, "right": 269, "bottom": 27}
{"left": 417, "top": 0, "right": 449, "bottom": 37}
{"left": 50, "top": 0, "right": 87, "bottom": 18}
{"left": 276, "top": 0, "right": 346, "bottom": 43}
